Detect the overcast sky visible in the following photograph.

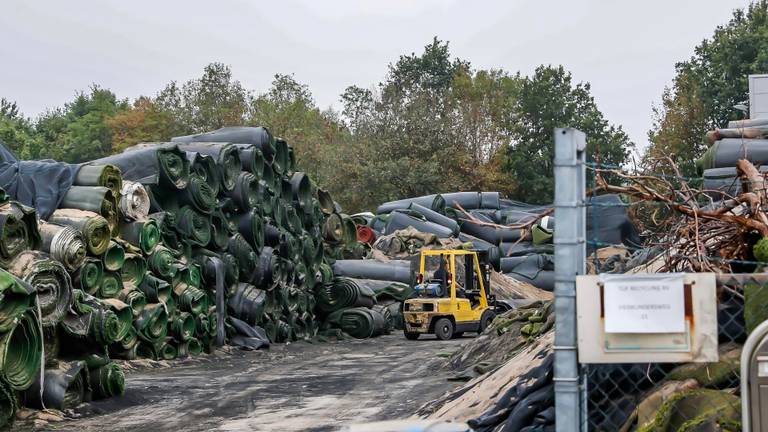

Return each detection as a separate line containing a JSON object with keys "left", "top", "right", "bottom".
{"left": 0, "top": 0, "right": 754, "bottom": 151}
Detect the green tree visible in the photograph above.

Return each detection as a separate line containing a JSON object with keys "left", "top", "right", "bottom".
{"left": 0, "top": 99, "right": 40, "bottom": 159}
{"left": 249, "top": 74, "right": 352, "bottom": 203}
{"left": 503, "top": 65, "right": 632, "bottom": 203}
{"left": 156, "top": 62, "right": 249, "bottom": 134}
{"left": 648, "top": 1, "right": 768, "bottom": 172}
{"left": 34, "top": 86, "right": 128, "bottom": 162}
{"left": 107, "top": 96, "right": 175, "bottom": 152}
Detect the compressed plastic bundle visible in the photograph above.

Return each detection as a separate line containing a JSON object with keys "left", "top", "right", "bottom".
{"left": 227, "top": 283, "right": 267, "bottom": 325}
{"left": 102, "top": 240, "right": 125, "bottom": 272}
{"left": 227, "top": 171, "right": 259, "bottom": 210}
{"left": 120, "top": 218, "right": 161, "bottom": 254}
{"left": 174, "top": 142, "right": 241, "bottom": 192}
{"left": 147, "top": 245, "right": 180, "bottom": 280}
{"left": 174, "top": 284, "right": 208, "bottom": 316}
{"left": 135, "top": 303, "right": 169, "bottom": 342}
{"left": 89, "top": 362, "right": 125, "bottom": 399}
{"left": 72, "top": 257, "right": 103, "bottom": 294}
{"left": 10, "top": 250, "right": 72, "bottom": 327}
{"left": 138, "top": 274, "right": 172, "bottom": 304}
{"left": 38, "top": 222, "right": 86, "bottom": 271}
{"left": 170, "top": 311, "right": 196, "bottom": 341}
{"left": 227, "top": 233, "right": 257, "bottom": 281}
{"left": 232, "top": 209, "right": 264, "bottom": 251}
{"left": 94, "top": 143, "right": 190, "bottom": 190}
{"left": 119, "top": 180, "right": 150, "bottom": 221}
{"left": 60, "top": 185, "right": 119, "bottom": 235}
{"left": 50, "top": 209, "right": 111, "bottom": 255}
{"left": 120, "top": 253, "right": 147, "bottom": 286}
{"left": 176, "top": 206, "right": 211, "bottom": 247}
{"left": 324, "top": 307, "right": 387, "bottom": 339}
{"left": 99, "top": 272, "right": 123, "bottom": 298}
{"left": 0, "top": 310, "right": 41, "bottom": 390}
{"left": 186, "top": 151, "right": 220, "bottom": 196}
{"left": 179, "top": 174, "right": 217, "bottom": 214}
{"left": 21, "top": 360, "right": 90, "bottom": 410}
{"left": 0, "top": 201, "right": 41, "bottom": 267}
{"left": 0, "top": 270, "right": 34, "bottom": 332}
{"left": 317, "top": 277, "right": 376, "bottom": 314}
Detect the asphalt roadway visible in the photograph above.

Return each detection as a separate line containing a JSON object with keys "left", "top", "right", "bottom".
{"left": 30, "top": 334, "right": 467, "bottom": 432}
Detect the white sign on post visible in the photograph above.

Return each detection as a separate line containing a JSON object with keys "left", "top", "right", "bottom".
{"left": 602, "top": 274, "right": 685, "bottom": 334}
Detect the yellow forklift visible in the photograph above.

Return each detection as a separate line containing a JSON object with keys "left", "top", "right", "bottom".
{"left": 403, "top": 249, "right": 497, "bottom": 340}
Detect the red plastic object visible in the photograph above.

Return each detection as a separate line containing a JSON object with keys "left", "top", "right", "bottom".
{"left": 356, "top": 225, "right": 377, "bottom": 245}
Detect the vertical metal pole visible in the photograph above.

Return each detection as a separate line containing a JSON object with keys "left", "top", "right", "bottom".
{"left": 554, "top": 128, "right": 586, "bottom": 431}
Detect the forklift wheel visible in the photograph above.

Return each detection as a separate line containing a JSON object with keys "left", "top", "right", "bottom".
{"left": 404, "top": 331, "right": 420, "bottom": 340}
{"left": 434, "top": 318, "right": 454, "bottom": 341}
{"left": 479, "top": 310, "right": 497, "bottom": 333}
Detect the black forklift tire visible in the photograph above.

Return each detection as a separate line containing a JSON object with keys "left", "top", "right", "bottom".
{"left": 404, "top": 331, "right": 420, "bottom": 340}
{"left": 434, "top": 318, "right": 454, "bottom": 341}
{"left": 479, "top": 310, "right": 497, "bottom": 333}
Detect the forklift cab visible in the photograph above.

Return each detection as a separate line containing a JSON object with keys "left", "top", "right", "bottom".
{"left": 404, "top": 250, "right": 496, "bottom": 340}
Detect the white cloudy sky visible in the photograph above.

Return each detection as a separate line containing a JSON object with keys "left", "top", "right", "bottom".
{"left": 0, "top": 0, "right": 754, "bottom": 151}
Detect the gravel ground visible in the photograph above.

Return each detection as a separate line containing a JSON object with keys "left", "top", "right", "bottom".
{"left": 25, "top": 334, "right": 468, "bottom": 432}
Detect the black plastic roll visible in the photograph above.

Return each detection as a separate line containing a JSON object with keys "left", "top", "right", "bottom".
{"left": 696, "top": 138, "right": 768, "bottom": 173}
{"left": 408, "top": 202, "right": 460, "bottom": 235}
{"left": 331, "top": 259, "right": 412, "bottom": 284}
{"left": 459, "top": 218, "right": 529, "bottom": 245}
{"left": 383, "top": 210, "right": 455, "bottom": 238}
{"left": 290, "top": 172, "right": 312, "bottom": 209}
{"left": 376, "top": 194, "right": 445, "bottom": 215}
{"left": 227, "top": 283, "right": 267, "bottom": 325}
{"left": 172, "top": 126, "right": 275, "bottom": 163}
{"left": 500, "top": 254, "right": 554, "bottom": 273}
{"left": 21, "top": 360, "right": 90, "bottom": 410}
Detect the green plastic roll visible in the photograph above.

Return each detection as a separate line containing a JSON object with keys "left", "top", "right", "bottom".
{"left": 208, "top": 209, "right": 230, "bottom": 250}
{"left": 180, "top": 174, "right": 216, "bottom": 214}
{"left": 176, "top": 142, "right": 240, "bottom": 192}
{"left": 232, "top": 209, "right": 264, "bottom": 251}
{"left": 86, "top": 303, "right": 122, "bottom": 345}
{"left": 261, "top": 164, "right": 276, "bottom": 193}
{"left": 10, "top": 251, "right": 72, "bottom": 328}
{"left": 138, "top": 337, "right": 177, "bottom": 360}
{"left": 100, "top": 272, "right": 123, "bottom": 298}
{"left": 323, "top": 213, "right": 343, "bottom": 243}
{"left": 119, "top": 218, "right": 161, "bottom": 254}
{"left": 286, "top": 206, "right": 303, "bottom": 234}
{"left": 139, "top": 274, "right": 172, "bottom": 304}
{"left": 60, "top": 186, "right": 120, "bottom": 236}
{"left": 111, "top": 325, "right": 138, "bottom": 354}
{"left": 118, "top": 286, "right": 146, "bottom": 318}
{"left": 340, "top": 213, "right": 357, "bottom": 246}
{"left": 121, "top": 253, "right": 147, "bottom": 286}
{"left": 188, "top": 151, "right": 220, "bottom": 196}
{"left": 317, "top": 188, "right": 335, "bottom": 215}
{"left": 240, "top": 147, "right": 264, "bottom": 179}
{"left": 89, "top": 362, "right": 125, "bottom": 399}
{"left": 287, "top": 145, "right": 296, "bottom": 173}
{"left": 135, "top": 303, "right": 168, "bottom": 342}
{"left": 0, "top": 270, "right": 34, "bottom": 333}
{"left": 187, "top": 337, "right": 203, "bottom": 356}
{"left": 102, "top": 240, "right": 125, "bottom": 272}
{"left": 0, "top": 311, "right": 41, "bottom": 390}
{"left": 73, "top": 257, "right": 103, "bottom": 294}
{"left": 227, "top": 233, "right": 257, "bottom": 281}
{"left": 0, "top": 201, "right": 41, "bottom": 267}
{"left": 101, "top": 298, "right": 133, "bottom": 342}
{"left": 176, "top": 206, "right": 211, "bottom": 247}
{"left": 272, "top": 138, "right": 290, "bottom": 175}
{"left": 148, "top": 245, "right": 180, "bottom": 280}
{"left": 75, "top": 164, "right": 123, "bottom": 197}
{"left": 0, "top": 379, "right": 16, "bottom": 428}
{"left": 50, "top": 209, "right": 111, "bottom": 255}
{"left": 174, "top": 284, "right": 209, "bottom": 316}
{"left": 170, "top": 311, "right": 195, "bottom": 341}
{"left": 173, "top": 264, "right": 202, "bottom": 289}
{"left": 317, "top": 263, "right": 334, "bottom": 285}
{"left": 227, "top": 171, "right": 259, "bottom": 210}
{"left": 155, "top": 145, "right": 191, "bottom": 189}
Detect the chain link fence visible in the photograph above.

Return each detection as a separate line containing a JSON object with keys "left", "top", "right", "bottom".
{"left": 575, "top": 158, "right": 756, "bottom": 431}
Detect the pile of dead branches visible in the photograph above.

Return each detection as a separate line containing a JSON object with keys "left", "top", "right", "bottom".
{"left": 593, "top": 157, "right": 768, "bottom": 273}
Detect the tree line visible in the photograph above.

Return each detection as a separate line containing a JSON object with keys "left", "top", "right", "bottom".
{"left": 2, "top": 37, "right": 640, "bottom": 212}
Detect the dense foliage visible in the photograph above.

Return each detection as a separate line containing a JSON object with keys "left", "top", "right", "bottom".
{"left": 648, "top": 0, "right": 768, "bottom": 175}
{"left": 1, "top": 39, "right": 630, "bottom": 211}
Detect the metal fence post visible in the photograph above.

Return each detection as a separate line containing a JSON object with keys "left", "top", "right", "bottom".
{"left": 554, "top": 128, "right": 586, "bottom": 431}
